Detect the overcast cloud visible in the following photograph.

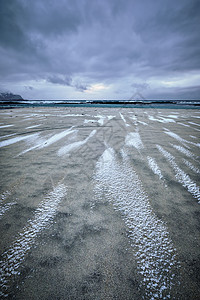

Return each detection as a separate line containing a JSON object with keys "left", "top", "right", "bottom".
{"left": 0, "top": 0, "right": 200, "bottom": 99}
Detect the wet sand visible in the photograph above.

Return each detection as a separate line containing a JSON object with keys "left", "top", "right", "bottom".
{"left": 0, "top": 107, "right": 200, "bottom": 299}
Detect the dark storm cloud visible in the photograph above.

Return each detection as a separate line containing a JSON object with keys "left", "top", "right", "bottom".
{"left": 47, "top": 75, "right": 72, "bottom": 86}
{"left": 0, "top": 0, "right": 199, "bottom": 97}
{"left": 47, "top": 74, "right": 88, "bottom": 91}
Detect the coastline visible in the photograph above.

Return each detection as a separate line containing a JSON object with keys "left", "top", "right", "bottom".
{"left": 0, "top": 106, "right": 200, "bottom": 299}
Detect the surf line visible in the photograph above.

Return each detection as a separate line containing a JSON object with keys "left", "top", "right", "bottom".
{"left": 157, "top": 145, "right": 200, "bottom": 204}
{"left": 94, "top": 147, "right": 180, "bottom": 299}
{"left": 0, "top": 183, "right": 66, "bottom": 298}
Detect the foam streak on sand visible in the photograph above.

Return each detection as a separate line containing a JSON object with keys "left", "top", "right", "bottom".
{"left": 157, "top": 145, "right": 200, "bottom": 204}
{"left": 0, "top": 184, "right": 66, "bottom": 298}
{"left": 58, "top": 130, "right": 96, "bottom": 156}
{"left": 147, "top": 156, "right": 163, "bottom": 180}
{"left": 94, "top": 148, "right": 179, "bottom": 299}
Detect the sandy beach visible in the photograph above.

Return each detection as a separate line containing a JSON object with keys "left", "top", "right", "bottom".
{"left": 0, "top": 107, "right": 200, "bottom": 299}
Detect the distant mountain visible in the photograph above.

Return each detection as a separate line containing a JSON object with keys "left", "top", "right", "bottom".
{"left": 0, "top": 92, "right": 23, "bottom": 101}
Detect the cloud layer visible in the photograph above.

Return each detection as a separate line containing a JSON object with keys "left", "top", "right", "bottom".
{"left": 0, "top": 0, "right": 199, "bottom": 99}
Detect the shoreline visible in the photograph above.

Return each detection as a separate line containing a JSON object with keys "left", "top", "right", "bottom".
{"left": 0, "top": 107, "right": 200, "bottom": 299}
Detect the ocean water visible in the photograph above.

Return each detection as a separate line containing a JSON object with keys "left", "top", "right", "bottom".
{"left": 0, "top": 99, "right": 200, "bottom": 109}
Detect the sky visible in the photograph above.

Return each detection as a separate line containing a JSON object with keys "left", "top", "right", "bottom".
{"left": 0, "top": 0, "right": 200, "bottom": 100}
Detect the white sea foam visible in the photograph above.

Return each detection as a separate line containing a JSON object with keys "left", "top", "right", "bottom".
{"left": 171, "top": 144, "right": 196, "bottom": 159}
{"left": 0, "top": 184, "right": 66, "bottom": 297}
{"left": 94, "top": 148, "right": 180, "bottom": 299}
{"left": 190, "top": 135, "right": 197, "bottom": 139}
{"left": 182, "top": 159, "right": 200, "bottom": 174}
{"left": 58, "top": 130, "right": 96, "bottom": 156}
{"left": 157, "top": 145, "right": 200, "bottom": 204}
{"left": 0, "top": 133, "right": 39, "bottom": 148}
{"left": 147, "top": 156, "right": 163, "bottom": 180}
{"left": 0, "top": 125, "right": 14, "bottom": 129}
{"left": 125, "top": 132, "right": 144, "bottom": 150}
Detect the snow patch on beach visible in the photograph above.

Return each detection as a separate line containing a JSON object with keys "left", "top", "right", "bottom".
{"left": 164, "top": 129, "right": 200, "bottom": 148}
{"left": 0, "top": 183, "right": 66, "bottom": 297}
{"left": 96, "top": 115, "right": 106, "bottom": 126}
{"left": 84, "top": 119, "right": 96, "bottom": 124}
{"left": 157, "top": 145, "right": 200, "bottom": 204}
{"left": 148, "top": 116, "right": 175, "bottom": 123}
{"left": 182, "top": 159, "right": 200, "bottom": 174}
{"left": 147, "top": 156, "right": 164, "bottom": 180}
{"left": 0, "top": 133, "right": 39, "bottom": 148}
{"left": 58, "top": 130, "right": 96, "bottom": 156}
{"left": 166, "top": 115, "right": 178, "bottom": 119}
{"left": 125, "top": 132, "right": 144, "bottom": 150}
{"left": 178, "top": 122, "right": 190, "bottom": 128}
{"left": 94, "top": 147, "right": 180, "bottom": 299}
{"left": 188, "top": 122, "right": 200, "bottom": 127}
{"left": 171, "top": 144, "right": 196, "bottom": 159}
{"left": 26, "top": 124, "right": 42, "bottom": 129}
{"left": 0, "top": 125, "right": 14, "bottom": 129}
{"left": 18, "top": 127, "right": 76, "bottom": 155}
{"left": 120, "top": 113, "right": 130, "bottom": 127}
{"left": 0, "top": 133, "right": 17, "bottom": 139}
{"left": 138, "top": 121, "right": 148, "bottom": 126}
{"left": 0, "top": 202, "right": 16, "bottom": 219}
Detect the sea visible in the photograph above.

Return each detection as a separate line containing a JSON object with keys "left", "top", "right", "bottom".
{"left": 0, "top": 99, "right": 200, "bottom": 109}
